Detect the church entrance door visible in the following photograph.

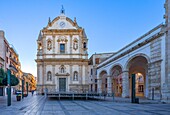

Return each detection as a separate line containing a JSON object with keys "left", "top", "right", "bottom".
{"left": 59, "top": 78, "right": 66, "bottom": 92}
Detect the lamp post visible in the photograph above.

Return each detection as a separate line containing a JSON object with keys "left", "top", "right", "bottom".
{"left": 131, "top": 74, "right": 136, "bottom": 103}
{"left": 22, "top": 79, "right": 24, "bottom": 99}
{"left": 7, "top": 69, "right": 11, "bottom": 106}
{"left": 26, "top": 82, "right": 28, "bottom": 96}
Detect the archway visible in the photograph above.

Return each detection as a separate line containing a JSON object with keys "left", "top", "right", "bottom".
{"left": 110, "top": 65, "right": 123, "bottom": 97}
{"left": 127, "top": 56, "right": 148, "bottom": 98}
{"left": 99, "top": 71, "right": 107, "bottom": 93}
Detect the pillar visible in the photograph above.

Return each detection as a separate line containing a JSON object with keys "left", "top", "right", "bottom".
{"left": 122, "top": 71, "right": 129, "bottom": 98}
{"left": 145, "top": 73, "right": 149, "bottom": 98}
{"left": 97, "top": 79, "right": 102, "bottom": 93}
{"left": 107, "top": 76, "right": 112, "bottom": 95}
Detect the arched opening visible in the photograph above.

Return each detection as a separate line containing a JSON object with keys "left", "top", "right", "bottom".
{"left": 83, "top": 42, "right": 86, "bottom": 49}
{"left": 127, "top": 56, "right": 148, "bottom": 98}
{"left": 99, "top": 71, "right": 107, "bottom": 93}
{"left": 110, "top": 65, "right": 122, "bottom": 97}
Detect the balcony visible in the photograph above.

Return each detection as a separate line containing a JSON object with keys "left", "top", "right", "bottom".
{"left": 9, "top": 64, "right": 18, "bottom": 73}
{"left": 10, "top": 57, "right": 18, "bottom": 65}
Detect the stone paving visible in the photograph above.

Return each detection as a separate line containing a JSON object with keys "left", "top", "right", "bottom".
{"left": 0, "top": 94, "right": 170, "bottom": 115}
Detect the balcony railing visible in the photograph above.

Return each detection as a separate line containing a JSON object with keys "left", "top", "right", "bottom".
{"left": 9, "top": 64, "right": 18, "bottom": 73}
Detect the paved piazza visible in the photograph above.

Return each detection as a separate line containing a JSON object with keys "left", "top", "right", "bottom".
{"left": 0, "top": 95, "right": 170, "bottom": 115}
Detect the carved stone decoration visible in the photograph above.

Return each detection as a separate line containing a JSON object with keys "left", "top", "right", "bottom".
{"left": 47, "top": 39, "right": 52, "bottom": 51}
{"left": 59, "top": 65, "right": 66, "bottom": 73}
{"left": 73, "top": 38, "right": 78, "bottom": 50}
{"left": 57, "top": 36, "right": 68, "bottom": 43}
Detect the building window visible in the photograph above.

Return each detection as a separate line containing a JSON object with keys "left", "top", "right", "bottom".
{"left": 95, "top": 58, "right": 99, "bottom": 64}
{"left": 6, "top": 57, "right": 8, "bottom": 63}
{"left": 38, "top": 43, "right": 42, "bottom": 50}
{"left": 83, "top": 42, "right": 86, "bottom": 48}
{"left": 73, "top": 71, "right": 78, "bottom": 81}
{"left": 60, "top": 44, "right": 65, "bottom": 53}
{"left": 6, "top": 46, "right": 8, "bottom": 52}
{"left": 47, "top": 71, "right": 52, "bottom": 81}
{"left": 91, "top": 69, "right": 93, "bottom": 75}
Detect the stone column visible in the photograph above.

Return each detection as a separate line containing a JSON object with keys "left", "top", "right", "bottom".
{"left": 107, "top": 76, "right": 112, "bottom": 95}
{"left": 97, "top": 78, "right": 102, "bottom": 93}
{"left": 122, "top": 71, "right": 129, "bottom": 98}
{"left": 145, "top": 73, "right": 149, "bottom": 98}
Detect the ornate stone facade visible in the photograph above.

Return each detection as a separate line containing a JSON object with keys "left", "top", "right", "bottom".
{"left": 36, "top": 9, "right": 89, "bottom": 94}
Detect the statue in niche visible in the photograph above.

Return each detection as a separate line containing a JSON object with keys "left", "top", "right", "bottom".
{"left": 73, "top": 39, "right": 78, "bottom": 50}
{"left": 47, "top": 71, "right": 52, "bottom": 81}
{"left": 47, "top": 40, "right": 52, "bottom": 51}
{"left": 74, "top": 72, "right": 78, "bottom": 81}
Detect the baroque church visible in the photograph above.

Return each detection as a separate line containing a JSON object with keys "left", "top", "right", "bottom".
{"left": 36, "top": 7, "right": 89, "bottom": 94}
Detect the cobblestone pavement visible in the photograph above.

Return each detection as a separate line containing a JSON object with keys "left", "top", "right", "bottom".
{"left": 0, "top": 95, "right": 170, "bottom": 115}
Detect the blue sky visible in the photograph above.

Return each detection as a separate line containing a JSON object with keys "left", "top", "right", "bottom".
{"left": 0, "top": 0, "right": 165, "bottom": 76}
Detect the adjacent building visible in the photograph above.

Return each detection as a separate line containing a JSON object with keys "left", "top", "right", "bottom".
{"left": 88, "top": 53, "right": 114, "bottom": 93}
{"left": 0, "top": 30, "right": 11, "bottom": 96}
{"left": 23, "top": 73, "right": 36, "bottom": 91}
{"left": 0, "top": 30, "right": 36, "bottom": 96}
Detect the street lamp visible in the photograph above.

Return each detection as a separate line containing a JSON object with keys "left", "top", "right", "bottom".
{"left": 7, "top": 69, "right": 11, "bottom": 106}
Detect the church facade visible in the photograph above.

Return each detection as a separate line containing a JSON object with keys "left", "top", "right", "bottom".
{"left": 36, "top": 8, "right": 89, "bottom": 94}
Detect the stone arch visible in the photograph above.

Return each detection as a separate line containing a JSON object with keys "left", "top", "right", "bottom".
{"left": 110, "top": 65, "right": 123, "bottom": 97}
{"left": 109, "top": 64, "right": 123, "bottom": 75}
{"left": 125, "top": 54, "right": 149, "bottom": 98}
{"left": 124, "top": 53, "right": 150, "bottom": 70}
{"left": 98, "top": 70, "right": 108, "bottom": 93}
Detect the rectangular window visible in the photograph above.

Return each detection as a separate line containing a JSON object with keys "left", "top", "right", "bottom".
{"left": 60, "top": 44, "right": 65, "bottom": 54}
{"left": 91, "top": 69, "right": 93, "bottom": 75}
{"left": 95, "top": 58, "right": 99, "bottom": 64}
{"left": 6, "top": 57, "right": 8, "bottom": 63}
